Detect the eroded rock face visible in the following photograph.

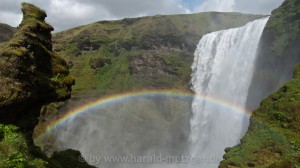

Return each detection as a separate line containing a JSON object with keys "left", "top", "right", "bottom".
{"left": 129, "top": 52, "right": 178, "bottom": 79}
{"left": 89, "top": 57, "right": 112, "bottom": 69}
{"left": 0, "top": 3, "right": 74, "bottom": 117}
{"left": 246, "top": 0, "right": 300, "bottom": 111}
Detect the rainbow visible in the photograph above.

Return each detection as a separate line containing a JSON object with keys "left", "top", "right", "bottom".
{"left": 36, "top": 89, "right": 252, "bottom": 140}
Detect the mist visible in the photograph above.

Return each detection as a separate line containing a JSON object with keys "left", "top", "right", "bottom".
{"left": 42, "top": 94, "right": 198, "bottom": 167}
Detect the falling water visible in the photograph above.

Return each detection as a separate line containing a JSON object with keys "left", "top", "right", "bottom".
{"left": 188, "top": 17, "right": 269, "bottom": 167}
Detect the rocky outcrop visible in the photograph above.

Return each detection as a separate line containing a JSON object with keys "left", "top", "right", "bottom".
{"left": 89, "top": 57, "right": 112, "bottom": 69}
{"left": 246, "top": 0, "right": 300, "bottom": 111}
{"left": 0, "top": 3, "right": 74, "bottom": 118}
{"left": 77, "top": 39, "right": 101, "bottom": 52}
{"left": 128, "top": 52, "right": 178, "bottom": 79}
{"left": 0, "top": 3, "right": 93, "bottom": 168}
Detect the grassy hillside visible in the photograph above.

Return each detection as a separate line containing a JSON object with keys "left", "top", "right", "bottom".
{"left": 0, "top": 23, "right": 17, "bottom": 43}
{"left": 0, "top": 23, "right": 16, "bottom": 43}
{"left": 0, "top": 23, "right": 16, "bottom": 48}
{"left": 52, "top": 12, "right": 263, "bottom": 96}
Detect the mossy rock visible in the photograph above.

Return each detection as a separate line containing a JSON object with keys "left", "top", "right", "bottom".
{"left": 0, "top": 3, "right": 93, "bottom": 168}
{"left": 0, "top": 3, "right": 74, "bottom": 115}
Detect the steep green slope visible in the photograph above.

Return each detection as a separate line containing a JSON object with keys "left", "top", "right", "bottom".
{"left": 0, "top": 23, "right": 16, "bottom": 43}
{"left": 220, "top": 64, "right": 300, "bottom": 168}
{"left": 221, "top": 0, "right": 300, "bottom": 167}
{"left": 52, "top": 13, "right": 263, "bottom": 96}
{"left": 0, "top": 3, "right": 93, "bottom": 168}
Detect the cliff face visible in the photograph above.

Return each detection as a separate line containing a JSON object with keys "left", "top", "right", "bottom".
{"left": 246, "top": 0, "right": 300, "bottom": 110}
{"left": 221, "top": 0, "right": 300, "bottom": 167}
{"left": 0, "top": 3, "right": 93, "bottom": 168}
{"left": 52, "top": 12, "right": 263, "bottom": 95}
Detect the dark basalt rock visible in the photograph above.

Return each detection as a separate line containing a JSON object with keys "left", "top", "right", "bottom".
{"left": 128, "top": 52, "right": 179, "bottom": 79}
{"left": 77, "top": 39, "right": 101, "bottom": 51}
{"left": 89, "top": 57, "right": 112, "bottom": 69}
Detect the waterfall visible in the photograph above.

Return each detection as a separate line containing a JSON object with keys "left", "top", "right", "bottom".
{"left": 188, "top": 17, "right": 269, "bottom": 167}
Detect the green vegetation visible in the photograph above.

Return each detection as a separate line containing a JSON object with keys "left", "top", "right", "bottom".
{"left": 0, "top": 124, "right": 47, "bottom": 168}
{"left": 0, "top": 122, "right": 95, "bottom": 168}
{"left": 0, "top": 2, "right": 74, "bottom": 109}
{"left": 220, "top": 64, "right": 300, "bottom": 168}
{"left": 53, "top": 12, "right": 263, "bottom": 96}
{"left": 265, "top": 0, "right": 300, "bottom": 55}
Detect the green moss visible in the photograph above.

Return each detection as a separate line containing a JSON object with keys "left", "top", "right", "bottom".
{"left": 8, "top": 40, "right": 22, "bottom": 48}
{"left": 2, "top": 47, "right": 28, "bottom": 57}
{"left": 0, "top": 1, "right": 75, "bottom": 108}
{"left": 21, "top": 3, "right": 47, "bottom": 21}
{"left": 61, "top": 75, "right": 75, "bottom": 86}
{"left": 265, "top": 0, "right": 300, "bottom": 55}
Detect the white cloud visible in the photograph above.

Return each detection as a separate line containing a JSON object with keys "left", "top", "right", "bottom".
{"left": 0, "top": 0, "right": 23, "bottom": 12}
{"left": 0, "top": 11, "right": 22, "bottom": 26}
{"left": 0, "top": 0, "right": 285, "bottom": 32}
{"left": 195, "top": 0, "right": 235, "bottom": 12}
{"left": 195, "top": 0, "right": 284, "bottom": 14}
{"left": 45, "top": 0, "right": 111, "bottom": 31}
{"left": 0, "top": 0, "right": 189, "bottom": 31}
{"left": 233, "top": 0, "right": 284, "bottom": 14}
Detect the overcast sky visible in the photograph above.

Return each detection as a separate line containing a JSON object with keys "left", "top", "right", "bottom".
{"left": 0, "top": 0, "right": 284, "bottom": 32}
